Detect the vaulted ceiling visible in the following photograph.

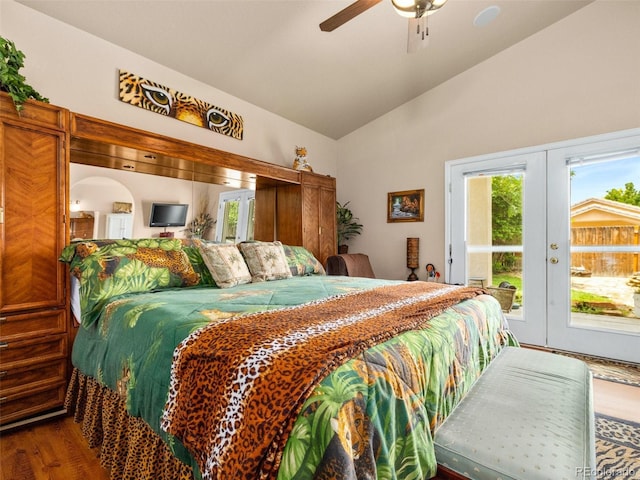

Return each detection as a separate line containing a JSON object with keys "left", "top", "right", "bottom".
{"left": 19, "top": 0, "right": 592, "bottom": 139}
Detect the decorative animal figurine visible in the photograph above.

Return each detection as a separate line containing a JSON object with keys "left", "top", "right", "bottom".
{"left": 293, "top": 146, "right": 314, "bottom": 172}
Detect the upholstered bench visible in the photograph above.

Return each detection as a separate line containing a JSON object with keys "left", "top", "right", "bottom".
{"left": 434, "top": 347, "right": 595, "bottom": 480}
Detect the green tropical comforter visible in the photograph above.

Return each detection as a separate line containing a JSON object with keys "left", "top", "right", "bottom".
{"left": 71, "top": 276, "right": 516, "bottom": 479}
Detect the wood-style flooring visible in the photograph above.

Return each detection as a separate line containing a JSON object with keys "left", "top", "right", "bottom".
{"left": 593, "top": 377, "right": 640, "bottom": 423}
{"left": 1, "top": 371, "right": 638, "bottom": 480}
{"left": 0, "top": 414, "right": 108, "bottom": 480}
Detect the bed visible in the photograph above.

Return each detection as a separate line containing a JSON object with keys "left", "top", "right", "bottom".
{"left": 60, "top": 238, "right": 517, "bottom": 480}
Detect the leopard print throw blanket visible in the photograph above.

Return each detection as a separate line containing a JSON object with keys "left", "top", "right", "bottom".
{"left": 162, "top": 282, "right": 484, "bottom": 480}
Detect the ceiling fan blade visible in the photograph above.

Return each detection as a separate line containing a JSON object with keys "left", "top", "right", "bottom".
{"left": 319, "top": 0, "right": 382, "bottom": 32}
{"left": 407, "top": 16, "right": 429, "bottom": 54}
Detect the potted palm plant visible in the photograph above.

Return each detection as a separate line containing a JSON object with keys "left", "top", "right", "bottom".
{"left": 186, "top": 196, "right": 216, "bottom": 239}
{"left": 336, "top": 201, "right": 363, "bottom": 254}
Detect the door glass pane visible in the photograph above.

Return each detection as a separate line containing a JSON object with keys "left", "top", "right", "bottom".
{"left": 221, "top": 200, "right": 239, "bottom": 243}
{"left": 569, "top": 153, "right": 640, "bottom": 333}
{"left": 466, "top": 174, "right": 524, "bottom": 316}
{"left": 246, "top": 198, "right": 255, "bottom": 241}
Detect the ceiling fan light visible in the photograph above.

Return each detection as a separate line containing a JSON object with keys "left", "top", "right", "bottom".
{"left": 425, "top": 0, "right": 448, "bottom": 16}
{"left": 391, "top": 0, "right": 448, "bottom": 19}
{"left": 392, "top": 0, "right": 418, "bottom": 18}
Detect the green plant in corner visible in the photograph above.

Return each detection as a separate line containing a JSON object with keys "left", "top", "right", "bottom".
{"left": 0, "top": 36, "right": 49, "bottom": 112}
{"left": 187, "top": 195, "right": 216, "bottom": 239}
{"left": 336, "top": 201, "right": 363, "bottom": 253}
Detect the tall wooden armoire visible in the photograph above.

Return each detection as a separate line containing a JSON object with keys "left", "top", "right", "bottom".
{"left": 275, "top": 172, "right": 337, "bottom": 266}
{"left": 0, "top": 93, "right": 69, "bottom": 428}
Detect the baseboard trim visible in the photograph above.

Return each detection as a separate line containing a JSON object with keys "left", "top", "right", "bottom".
{"left": 0, "top": 407, "right": 67, "bottom": 433}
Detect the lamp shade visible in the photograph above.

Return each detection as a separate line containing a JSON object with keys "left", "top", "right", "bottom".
{"left": 406, "top": 237, "right": 419, "bottom": 269}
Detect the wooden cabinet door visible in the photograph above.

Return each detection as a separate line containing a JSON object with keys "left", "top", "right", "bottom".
{"left": 273, "top": 184, "right": 302, "bottom": 247}
{"left": 270, "top": 173, "right": 336, "bottom": 265}
{"left": 318, "top": 185, "right": 336, "bottom": 265}
{"left": 301, "top": 184, "right": 321, "bottom": 259}
{"left": 301, "top": 173, "right": 336, "bottom": 266}
{"left": 0, "top": 120, "right": 67, "bottom": 314}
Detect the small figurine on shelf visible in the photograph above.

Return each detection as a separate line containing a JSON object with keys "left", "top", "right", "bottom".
{"left": 292, "top": 146, "right": 313, "bottom": 172}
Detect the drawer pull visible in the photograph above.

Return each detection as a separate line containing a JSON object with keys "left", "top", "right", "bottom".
{"left": 0, "top": 397, "right": 6, "bottom": 404}
{"left": 0, "top": 317, "right": 6, "bottom": 324}
{"left": 0, "top": 342, "right": 8, "bottom": 349}
{"left": 0, "top": 371, "right": 6, "bottom": 378}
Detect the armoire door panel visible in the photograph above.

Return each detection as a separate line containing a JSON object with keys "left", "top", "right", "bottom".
{"left": 302, "top": 185, "right": 321, "bottom": 256}
{"left": 1, "top": 122, "right": 66, "bottom": 313}
{"left": 319, "top": 186, "right": 337, "bottom": 265}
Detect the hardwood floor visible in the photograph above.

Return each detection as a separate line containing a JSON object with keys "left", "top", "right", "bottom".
{"left": 593, "top": 377, "right": 640, "bottom": 423}
{"left": 0, "top": 415, "right": 109, "bottom": 480}
{"left": 1, "top": 374, "right": 638, "bottom": 480}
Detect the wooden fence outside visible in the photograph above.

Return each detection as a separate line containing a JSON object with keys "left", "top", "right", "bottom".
{"left": 571, "top": 226, "right": 639, "bottom": 277}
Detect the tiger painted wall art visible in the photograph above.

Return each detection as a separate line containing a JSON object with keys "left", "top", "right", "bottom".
{"left": 118, "top": 70, "right": 244, "bottom": 140}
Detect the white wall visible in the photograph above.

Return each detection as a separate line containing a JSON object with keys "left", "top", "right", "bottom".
{"left": 0, "top": 1, "right": 338, "bottom": 177}
{"left": 337, "top": 0, "right": 640, "bottom": 280}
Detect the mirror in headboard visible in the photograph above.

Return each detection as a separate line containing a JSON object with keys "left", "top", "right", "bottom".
{"left": 68, "top": 112, "right": 301, "bottom": 240}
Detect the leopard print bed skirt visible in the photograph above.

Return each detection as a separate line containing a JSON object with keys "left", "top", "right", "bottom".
{"left": 65, "top": 368, "right": 194, "bottom": 480}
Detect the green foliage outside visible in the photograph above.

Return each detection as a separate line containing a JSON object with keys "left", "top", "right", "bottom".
{"left": 0, "top": 36, "right": 48, "bottom": 111}
{"left": 604, "top": 182, "right": 640, "bottom": 207}
{"left": 491, "top": 176, "right": 639, "bottom": 267}
{"left": 490, "top": 174, "right": 621, "bottom": 313}
{"left": 491, "top": 175, "right": 522, "bottom": 273}
{"left": 221, "top": 201, "right": 239, "bottom": 242}
{"left": 491, "top": 175, "right": 523, "bottom": 245}
{"left": 493, "top": 273, "right": 615, "bottom": 313}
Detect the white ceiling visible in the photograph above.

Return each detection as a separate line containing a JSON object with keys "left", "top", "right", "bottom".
{"left": 18, "top": 0, "right": 592, "bottom": 139}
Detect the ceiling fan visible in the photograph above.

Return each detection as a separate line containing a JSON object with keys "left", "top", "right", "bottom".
{"left": 319, "top": 0, "right": 448, "bottom": 53}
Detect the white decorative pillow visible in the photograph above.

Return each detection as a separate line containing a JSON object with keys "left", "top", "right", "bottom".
{"left": 198, "top": 242, "right": 252, "bottom": 288}
{"left": 238, "top": 241, "right": 293, "bottom": 282}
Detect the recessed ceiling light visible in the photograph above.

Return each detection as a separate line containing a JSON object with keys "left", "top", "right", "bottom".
{"left": 474, "top": 5, "right": 501, "bottom": 27}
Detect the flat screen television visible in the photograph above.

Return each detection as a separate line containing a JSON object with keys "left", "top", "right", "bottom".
{"left": 149, "top": 203, "right": 189, "bottom": 227}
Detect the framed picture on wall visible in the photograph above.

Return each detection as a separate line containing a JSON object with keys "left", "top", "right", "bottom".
{"left": 387, "top": 189, "right": 424, "bottom": 223}
{"left": 113, "top": 201, "right": 133, "bottom": 214}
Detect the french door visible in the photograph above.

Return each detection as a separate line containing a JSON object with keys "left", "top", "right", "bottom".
{"left": 448, "top": 151, "right": 547, "bottom": 346}
{"left": 215, "top": 189, "right": 255, "bottom": 243}
{"left": 547, "top": 135, "right": 640, "bottom": 363}
{"left": 447, "top": 130, "right": 640, "bottom": 363}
